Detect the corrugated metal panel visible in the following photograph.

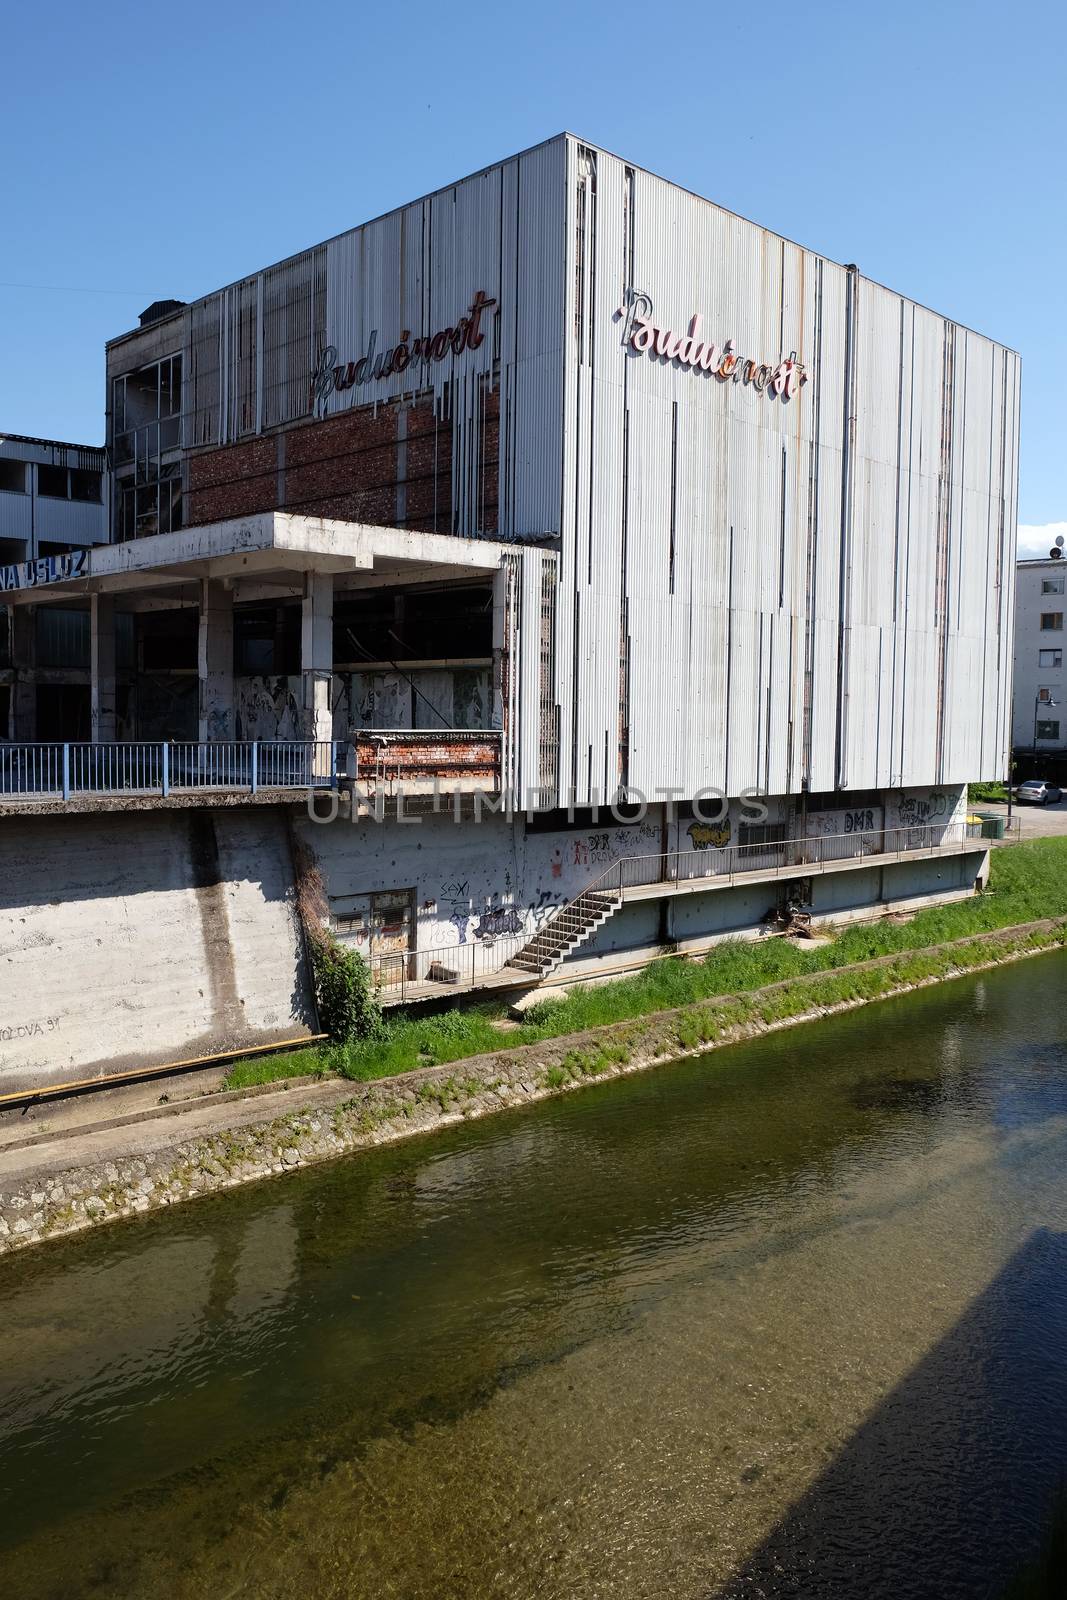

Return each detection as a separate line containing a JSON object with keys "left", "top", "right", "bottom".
{"left": 557, "top": 137, "right": 1018, "bottom": 803}
{"left": 172, "top": 139, "right": 568, "bottom": 544}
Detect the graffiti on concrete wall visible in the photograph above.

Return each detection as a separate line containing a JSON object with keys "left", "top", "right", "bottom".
{"left": 529, "top": 821, "right": 661, "bottom": 899}
{"left": 688, "top": 819, "right": 731, "bottom": 850}
{"left": 439, "top": 878, "right": 473, "bottom": 944}
{"left": 895, "top": 791, "right": 948, "bottom": 829}
{"left": 336, "top": 667, "right": 493, "bottom": 734}
{"left": 236, "top": 676, "right": 301, "bottom": 740}
{"left": 807, "top": 807, "right": 884, "bottom": 838}
{"left": 472, "top": 904, "right": 524, "bottom": 943}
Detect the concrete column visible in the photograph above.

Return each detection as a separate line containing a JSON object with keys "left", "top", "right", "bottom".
{"left": 198, "top": 580, "right": 235, "bottom": 742}
{"left": 301, "top": 572, "right": 334, "bottom": 745}
{"left": 90, "top": 595, "right": 117, "bottom": 743}
{"left": 9, "top": 605, "right": 35, "bottom": 740}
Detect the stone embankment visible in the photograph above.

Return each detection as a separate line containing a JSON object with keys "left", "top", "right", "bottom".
{"left": 2, "top": 917, "right": 1065, "bottom": 1258}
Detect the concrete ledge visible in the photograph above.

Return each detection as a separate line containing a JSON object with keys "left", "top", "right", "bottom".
{"left": 0, "top": 787, "right": 311, "bottom": 818}
{"left": 620, "top": 841, "right": 985, "bottom": 901}
{"left": 1, "top": 915, "right": 1065, "bottom": 1258}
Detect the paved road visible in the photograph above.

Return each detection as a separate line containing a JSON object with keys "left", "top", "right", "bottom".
{"left": 978, "top": 799, "right": 1067, "bottom": 840}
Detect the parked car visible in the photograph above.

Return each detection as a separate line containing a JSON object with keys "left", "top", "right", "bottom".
{"left": 1014, "top": 778, "right": 1064, "bottom": 806}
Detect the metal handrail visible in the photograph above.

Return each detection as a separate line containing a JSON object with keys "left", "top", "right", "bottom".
{"left": 358, "top": 818, "right": 989, "bottom": 998}
{"left": 616, "top": 820, "right": 979, "bottom": 891}
{"left": 513, "top": 819, "right": 982, "bottom": 956}
{"left": 0, "top": 740, "right": 340, "bottom": 799}
{"left": 366, "top": 930, "right": 528, "bottom": 1002}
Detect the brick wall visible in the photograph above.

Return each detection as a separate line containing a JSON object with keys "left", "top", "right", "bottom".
{"left": 185, "top": 436, "right": 278, "bottom": 523}
{"left": 186, "top": 391, "right": 499, "bottom": 534}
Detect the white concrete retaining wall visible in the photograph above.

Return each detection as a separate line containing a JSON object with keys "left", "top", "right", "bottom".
{"left": 0, "top": 809, "right": 315, "bottom": 1093}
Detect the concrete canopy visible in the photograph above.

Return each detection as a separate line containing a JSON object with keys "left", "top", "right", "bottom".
{"left": 7, "top": 512, "right": 519, "bottom": 610}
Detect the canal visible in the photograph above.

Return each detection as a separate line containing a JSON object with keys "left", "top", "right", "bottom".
{"left": 2, "top": 953, "right": 1067, "bottom": 1598}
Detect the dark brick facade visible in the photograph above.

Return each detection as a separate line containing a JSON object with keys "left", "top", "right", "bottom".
{"left": 186, "top": 390, "right": 500, "bottom": 535}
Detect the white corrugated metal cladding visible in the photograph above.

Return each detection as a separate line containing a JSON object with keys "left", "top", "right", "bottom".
{"left": 181, "top": 138, "right": 568, "bottom": 543}
{"left": 160, "top": 131, "right": 1017, "bottom": 803}
{"left": 558, "top": 138, "right": 1017, "bottom": 804}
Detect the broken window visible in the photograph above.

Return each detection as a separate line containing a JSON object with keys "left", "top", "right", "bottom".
{"left": 0, "top": 460, "right": 27, "bottom": 493}
{"left": 112, "top": 353, "right": 183, "bottom": 536}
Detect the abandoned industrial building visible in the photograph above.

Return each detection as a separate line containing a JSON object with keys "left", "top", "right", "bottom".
{"left": 0, "top": 133, "right": 1019, "bottom": 1093}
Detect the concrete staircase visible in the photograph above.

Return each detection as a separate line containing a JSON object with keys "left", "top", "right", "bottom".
{"left": 506, "top": 885, "right": 623, "bottom": 979}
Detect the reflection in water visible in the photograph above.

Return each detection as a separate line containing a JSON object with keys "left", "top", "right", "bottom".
{"left": 1, "top": 954, "right": 1067, "bottom": 1598}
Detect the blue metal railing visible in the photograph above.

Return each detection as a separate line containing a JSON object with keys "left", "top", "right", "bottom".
{"left": 0, "top": 741, "right": 340, "bottom": 799}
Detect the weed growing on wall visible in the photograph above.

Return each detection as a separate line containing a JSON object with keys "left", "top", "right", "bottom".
{"left": 289, "top": 828, "right": 382, "bottom": 1044}
{"left": 309, "top": 933, "right": 382, "bottom": 1044}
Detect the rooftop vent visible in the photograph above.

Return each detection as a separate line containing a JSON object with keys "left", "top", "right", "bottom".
{"left": 139, "top": 299, "right": 186, "bottom": 328}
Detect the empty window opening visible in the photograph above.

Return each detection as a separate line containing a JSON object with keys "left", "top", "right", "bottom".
{"left": 234, "top": 604, "right": 301, "bottom": 675}
{"left": 37, "top": 465, "right": 69, "bottom": 499}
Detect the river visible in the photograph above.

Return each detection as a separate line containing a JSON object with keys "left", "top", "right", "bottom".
{"left": 2, "top": 953, "right": 1067, "bottom": 1598}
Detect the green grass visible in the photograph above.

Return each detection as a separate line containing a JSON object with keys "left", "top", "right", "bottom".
{"left": 223, "top": 836, "right": 1067, "bottom": 1092}
{"left": 221, "top": 1047, "right": 330, "bottom": 1091}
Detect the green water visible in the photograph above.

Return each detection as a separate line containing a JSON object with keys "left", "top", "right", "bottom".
{"left": 2, "top": 955, "right": 1067, "bottom": 1598}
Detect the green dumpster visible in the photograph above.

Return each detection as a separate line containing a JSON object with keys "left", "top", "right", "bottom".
{"left": 980, "top": 814, "right": 1006, "bottom": 840}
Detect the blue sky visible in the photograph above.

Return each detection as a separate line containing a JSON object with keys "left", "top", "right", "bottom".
{"left": 1, "top": 0, "right": 1062, "bottom": 548}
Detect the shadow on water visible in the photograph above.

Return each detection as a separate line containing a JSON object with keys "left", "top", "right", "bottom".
{"left": 712, "top": 1228, "right": 1067, "bottom": 1600}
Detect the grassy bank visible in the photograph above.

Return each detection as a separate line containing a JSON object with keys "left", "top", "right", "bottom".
{"left": 224, "top": 837, "right": 1067, "bottom": 1092}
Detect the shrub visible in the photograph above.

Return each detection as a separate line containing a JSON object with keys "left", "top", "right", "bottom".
{"left": 309, "top": 932, "right": 382, "bottom": 1044}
